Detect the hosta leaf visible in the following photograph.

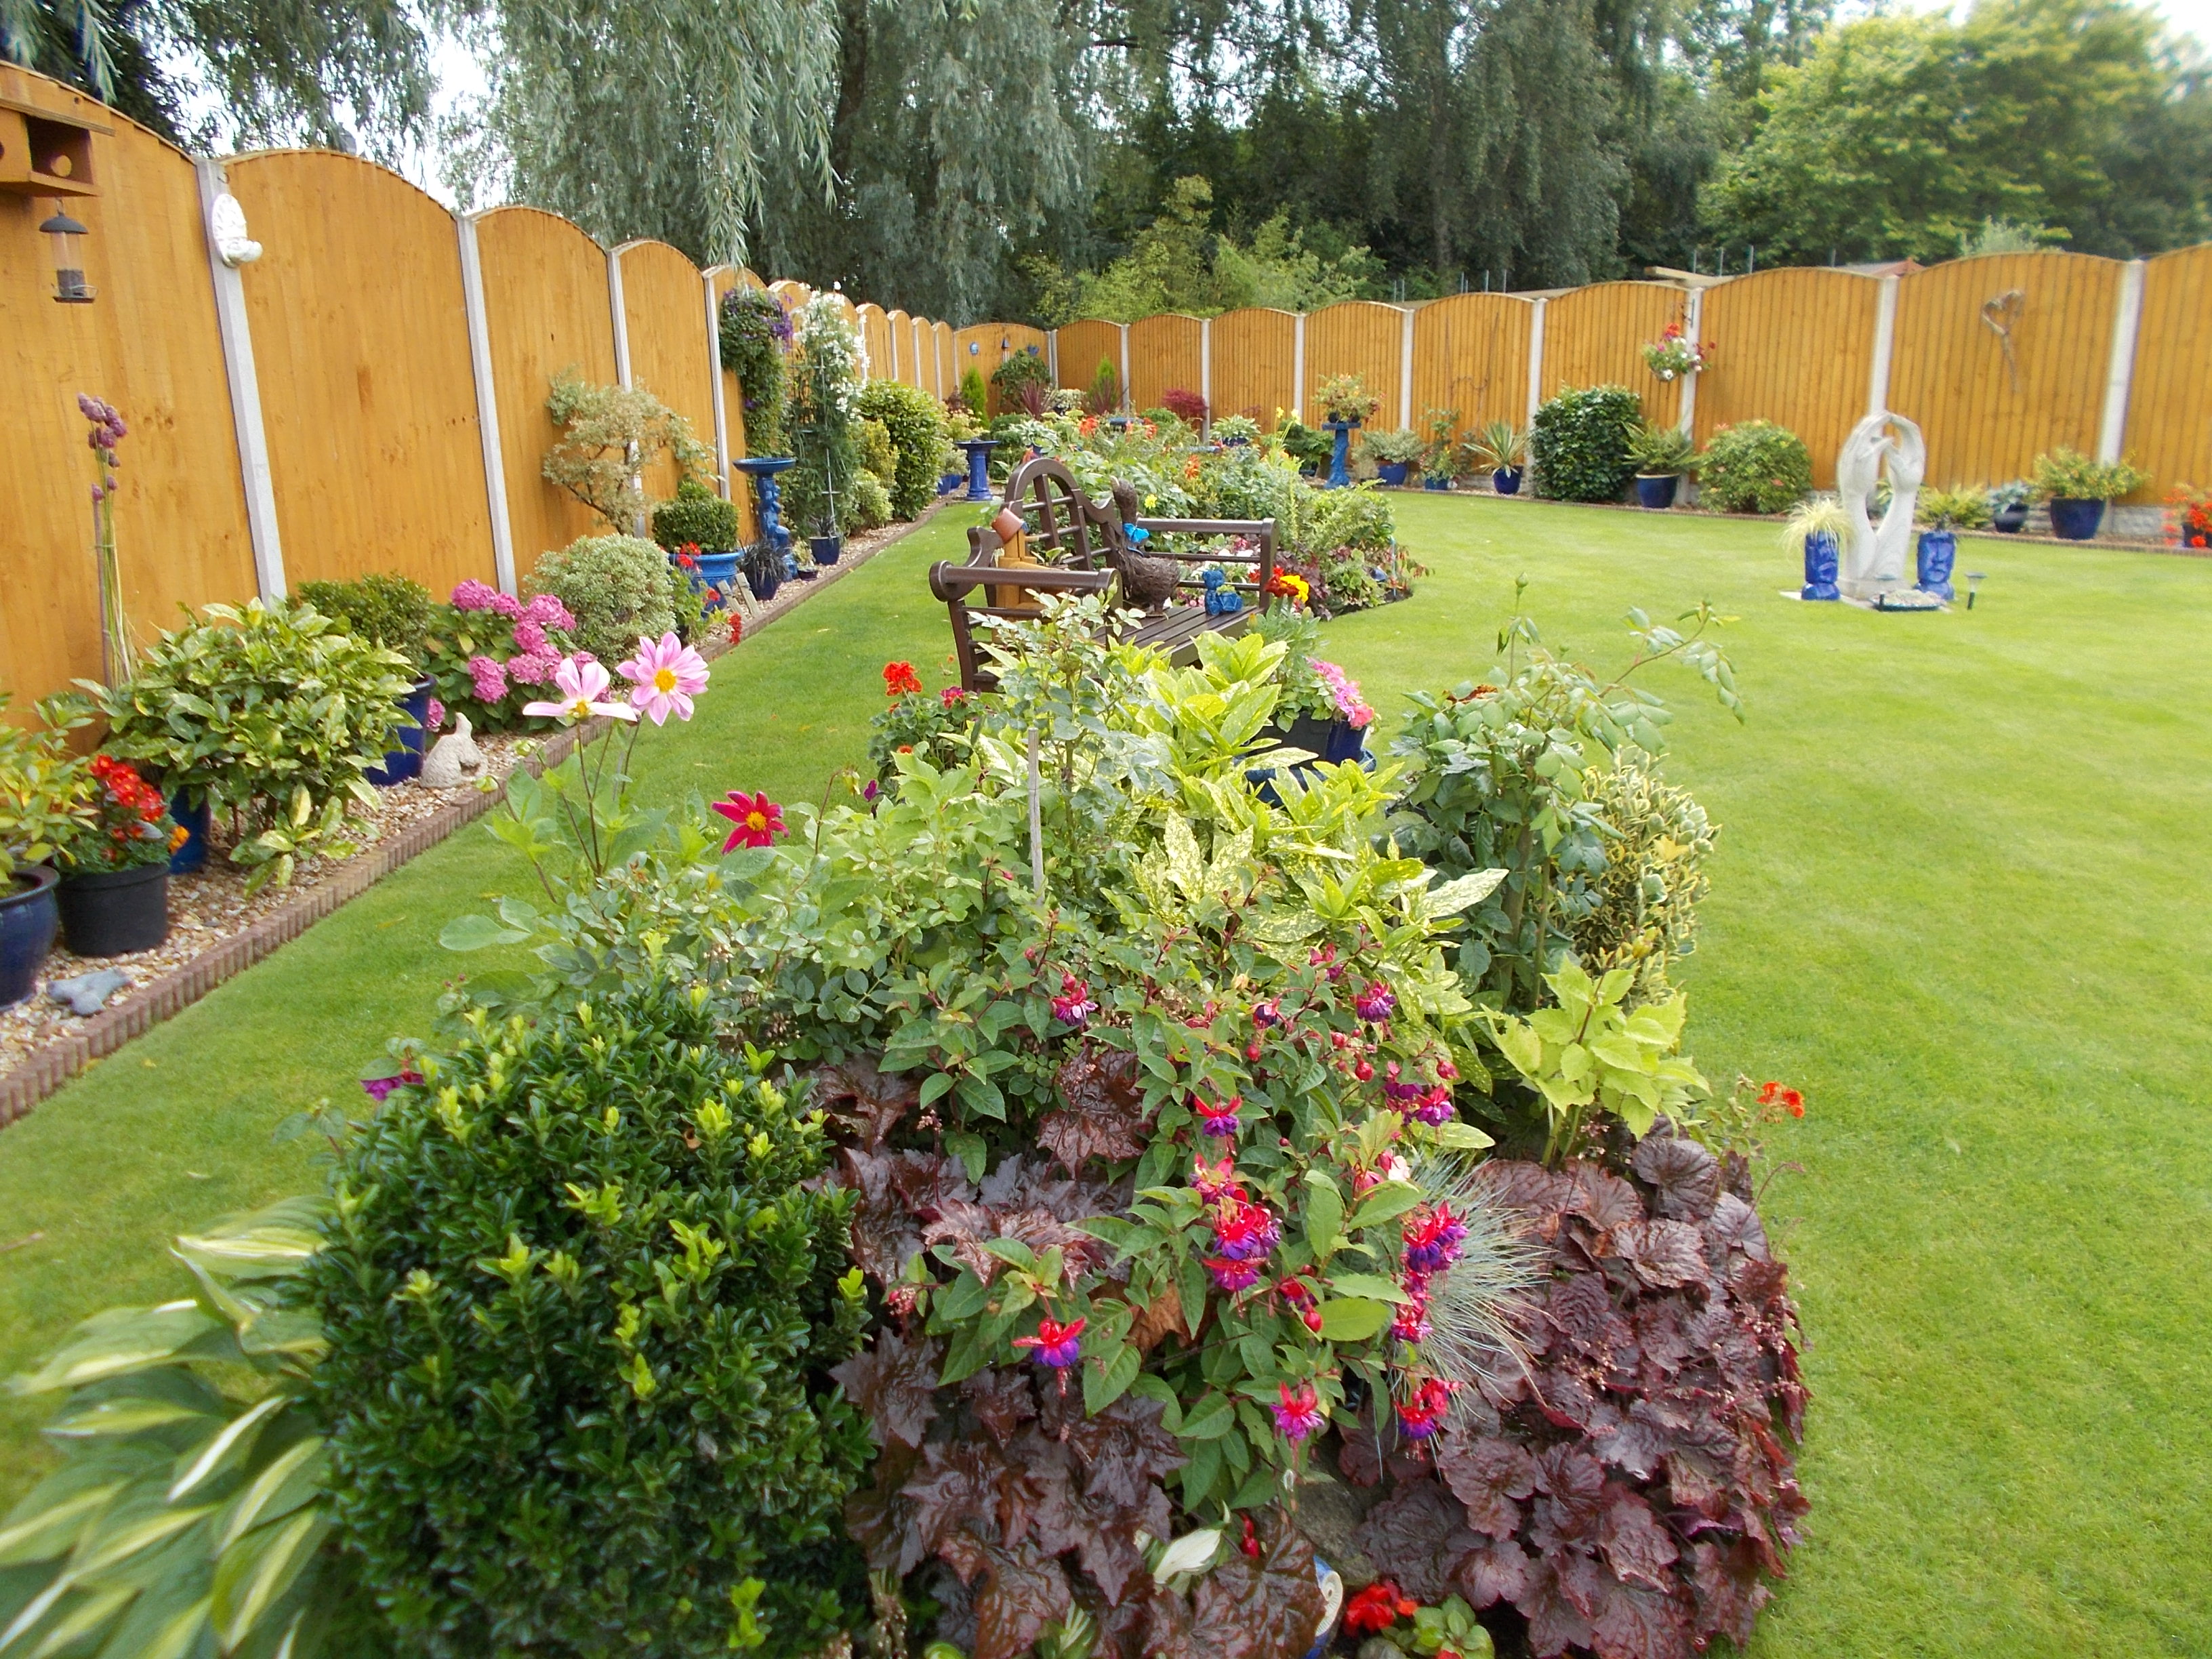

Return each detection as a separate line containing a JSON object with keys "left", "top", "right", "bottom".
{"left": 0, "top": 1481, "right": 124, "bottom": 1566}
{"left": 167, "top": 1395, "right": 290, "bottom": 1502}
{"left": 215, "top": 1439, "right": 325, "bottom": 1553}
{"left": 7, "top": 1305, "right": 225, "bottom": 1395}
{"left": 211, "top": 1507, "right": 329, "bottom": 1647}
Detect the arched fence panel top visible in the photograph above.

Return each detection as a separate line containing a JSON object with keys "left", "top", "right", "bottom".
{"left": 611, "top": 239, "right": 717, "bottom": 511}
{"left": 1410, "top": 293, "right": 1536, "bottom": 449}
{"left": 1126, "top": 314, "right": 1204, "bottom": 416}
{"left": 2129, "top": 245, "right": 2212, "bottom": 505}
{"left": 0, "top": 64, "right": 255, "bottom": 716}
{"left": 1540, "top": 280, "right": 1688, "bottom": 428}
{"left": 1303, "top": 300, "right": 1412, "bottom": 430}
{"left": 475, "top": 205, "right": 624, "bottom": 575}
{"left": 855, "top": 302, "right": 893, "bottom": 382}
{"left": 1694, "top": 267, "right": 1882, "bottom": 490}
{"left": 224, "top": 150, "right": 496, "bottom": 598}
{"left": 1206, "top": 308, "right": 1298, "bottom": 426}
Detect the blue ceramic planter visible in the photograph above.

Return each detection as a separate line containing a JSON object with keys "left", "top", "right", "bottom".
{"left": 1635, "top": 473, "right": 1680, "bottom": 510}
{"left": 1492, "top": 467, "right": 1522, "bottom": 495}
{"left": 811, "top": 534, "right": 842, "bottom": 567}
{"left": 168, "top": 792, "right": 210, "bottom": 874}
{"left": 1915, "top": 529, "right": 1957, "bottom": 600}
{"left": 365, "top": 674, "right": 438, "bottom": 787}
{"left": 1376, "top": 462, "right": 1409, "bottom": 487}
{"left": 1801, "top": 529, "right": 1841, "bottom": 601}
{"left": 1425, "top": 474, "right": 1453, "bottom": 491}
{"left": 2047, "top": 497, "right": 2104, "bottom": 541}
{"left": 684, "top": 550, "right": 742, "bottom": 611}
{"left": 939, "top": 472, "right": 961, "bottom": 496}
{"left": 1, "top": 866, "right": 59, "bottom": 1009}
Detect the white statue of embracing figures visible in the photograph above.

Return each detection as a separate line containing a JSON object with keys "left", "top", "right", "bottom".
{"left": 1834, "top": 412, "right": 1925, "bottom": 600}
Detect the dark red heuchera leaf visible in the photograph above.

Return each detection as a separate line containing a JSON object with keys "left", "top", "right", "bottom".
{"left": 970, "top": 1537, "right": 1074, "bottom": 1659}
{"left": 1178, "top": 1517, "right": 1326, "bottom": 1659}
{"left": 1355, "top": 1153, "right": 1806, "bottom": 1659}
{"left": 813, "top": 1053, "right": 922, "bottom": 1150}
{"left": 1040, "top": 1044, "right": 1151, "bottom": 1172}
{"left": 832, "top": 1328, "right": 942, "bottom": 1449}
{"left": 838, "top": 1148, "right": 974, "bottom": 1286}
{"left": 923, "top": 1156, "right": 1128, "bottom": 1284}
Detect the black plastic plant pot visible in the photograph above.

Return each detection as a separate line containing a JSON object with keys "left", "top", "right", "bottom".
{"left": 1, "top": 866, "right": 60, "bottom": 1007}
{"left": 56, "top": 861, "right": 169, "bottom": 958}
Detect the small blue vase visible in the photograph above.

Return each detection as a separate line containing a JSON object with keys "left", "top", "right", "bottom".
{"left": 1801, "top": 530, "right": 1841, "bottom": 601}
{"left": 1915, "top": 529, "right": 1957, "bottom": 600}
{"left": 168, "top": 792, "right": 210, "bottom": 874}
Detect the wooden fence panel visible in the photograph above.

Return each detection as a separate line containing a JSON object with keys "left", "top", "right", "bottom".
{"left": 956, "top": 323, "right": 1049, "bottom": 413}
{"left": 475, "top": 207, "right": 619, "bottom": 576}
{"left": 1696, "top": 269, "right": 1878, "bottom": 489}
{"left": 615, "top": 239, "right": 716, "bottom": 515}
{"left": 884, "top": 310, "right": 912, "bottom": 384}
{"left": 1208, "top": 308, "right": 1296, "bottom": 426}
{"left": 705, "top": 266, "right": 760, "bottom": 544}
{"left": 1888, "top": 251, "right": 2118, "bottom": 491}
{"left": 1540, "top": 281, "right": 1683, "bottom": 426}
{"left": 857, "top": 303, "right": 893, "bottom": 382}
{"left": 225, "top": 151, "right": 493, "bottom": 597}
{"left": 1410, "top": 295, "right": 1532, "bottom": 451}
{"left": 1128, "top": 314, "right": 1202, "bottom": 414}
{"left": 912, "top": 316, "right": 938, "bottom": 396}
{"left": 935, "top": 321, "right": 956, "bottom": 402}
{"left": 2113, "top": 247, "right": 2211, "bottom": 501}
{"left": 0, "top": 68, "right": 255, "bottom": 711}
{"left": 1054, "top": 321, "right": 1122, "bottom": 396}
{"left": 1304, "top": 302, "right": 1406, "bottom": 427}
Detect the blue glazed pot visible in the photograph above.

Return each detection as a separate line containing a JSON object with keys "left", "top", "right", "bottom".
{"left": 1492, "top": 467, "right": 1522, "bottom": 495}
{"left": 811, "top": 534, "right": 842, "bottom": 567}
{"left": 1, "top": 865, "right": 60, "bottom": 1009}
{"left": 365, "top": 674, "right": 438, "bottom": 787}
{"left": 1801, "top": 530, "right": 1841, "bottom": 600}
{"left": 2047, "top": 497, "right": 2104, "bottom": 541}
{"left": 939, "top": 472, "right": 960, "bottom": 496}
{"left": 1915, "top": 529, "right": 1957, "bottom": 600}
{"left": 1635, "top": 473, "right": 1680, "bottom": 510}
{"left": 1425, "top": 474, "right": 1453, "bottom": 491}
{"left": 168, "top": 792, "right": 210, "bottom": 874}
{"left": 1992, "top": 501, "right": 2029, "bottom": 533}
{"left": 1376, "top": 462, "right": 1409, "bottom": 487}
{"left": 689, "top": 551, "right": 742, "bottom": 611}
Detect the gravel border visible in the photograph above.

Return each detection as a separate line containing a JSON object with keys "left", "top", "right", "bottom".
{"left": 0, "top": 501, "right": 960, "bottom": 1131}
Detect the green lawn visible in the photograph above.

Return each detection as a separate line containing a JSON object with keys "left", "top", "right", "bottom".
{"left": 5, "top": 495, "right": 2208, "bottom": 1656}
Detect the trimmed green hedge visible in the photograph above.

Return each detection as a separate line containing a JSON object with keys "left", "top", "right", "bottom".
{"left": 1531, "top": 384, "right": 1642, "bottom": 502}
{"left": 1698, "top": 419, "right": 1814, "bottom": 513}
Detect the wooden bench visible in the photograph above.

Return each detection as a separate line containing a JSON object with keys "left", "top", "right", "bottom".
{"left": 926, "top": 454, "right": 1280, "bottom": 691}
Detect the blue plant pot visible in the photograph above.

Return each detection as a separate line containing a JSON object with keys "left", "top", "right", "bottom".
{"left": 689, "top": 550, "right": 742, "bottom": 611}
{"left": 1915, "top": 529, "right": 1957, "bottom": 600}
{"left": 1635, "top": 473, "right": 1680, "bottom": 510}
{"left": 1801, "top": 529, "right": 1841, "bottom": 601}
{"left": 1425, "top": 474, "right": 1453, "bottom": 491}
{"left": 167, "top": 792, "right": 210, "bottom": 874}
{"left": 1, "top": 865, "right": 60, "bottom": 1010}
{"left": 811, "top": 535, "right": 842, "bottom": 567}
{"left": 1492, "top": 467, "right": 1522, "bottom": 495}
{"left": 744, "top": 558, "right": 781, "bottom": 602}
{"left": 957, "top": 438, "right": 999, "bottom": 501}
{"left": 1992, "top": 501, "right": 2029, "bottom": 533}
{"left": 2047, "top": 497, "right": 2104, "bottom": 541}
{"left": 365, "top": 674, "right": 438, "bottom": 787}
{"left": 939, "top": 472, "right": 960, "bottom": 496}
{"left": 1376, "top": 462, "right": 1409, "bottom": 487}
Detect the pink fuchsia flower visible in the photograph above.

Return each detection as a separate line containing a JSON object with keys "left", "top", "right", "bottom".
{"left": 861, "top": 779, "right": 880, "bottom": 803}
{"left": 467, "top": 654, "right": 508, "bottom": 703}
{"left": 424, "top": 699, "right": 445, "bottom": 733}
{"left": 361, "top": 1069, "right": 424, "bottom": 1103}
{"left": 1191, "top": 1155, "right": 1242, "bottom": 1203}
{"left": 512, "top": 618, "right": 550, "bottom": 656}
{"left": 712, "top": 791, "right": 785, "bottom": 851}
{"left": 1355, "top": 981, "right": 1396, "bottom": 1022}
{"left": 1193, "top": 1094, "right": 1243, "bottom": 1139}
{"left": 1410, "top": 1086, "right": 1454, "bottom": 1128}
{"left": 1273, "top": 1382, "right": 1325, "bottom": 1443}
{"left": 1396, "top": 1377, "right": 1452, "bottom": 1439}
{"left": 1208, "top": 1195, "right": 1279, "bottom": 1262}
{"left": 452, "top": 579, "right": 501, "bottom": 612}
{"left": 1253, "top": 999, "right": 1282, "bottom": 1027}
{"left": 506, "top": 653, "right": 558, "bottom": 687}
{"left": 522, "top": 655, "right": 638, "bottom": 726}
{"left": 1383, "top": 1061, "right": 1422, "bottom": 1102}
{"left": 1401, "top": 1204, "right": 1468, "bottom": 1276}
{"left": 1012, "top": 1315, "right": 1086, "bottom": 1368}
{"left": 1050, "top": 974, "right": 1096, "bottom": 1025}
{"left": 618, "top": 632, "right": 711, "bottom": 724}
{"left": 1206, "top": 1256, "right": 1263, "bottom": 1293}
{"left": 521, "top": 592, "right": 577, "bottom": 631}
{"left": 1391, "top": 1280, "right": 1432, "bottom": 1343}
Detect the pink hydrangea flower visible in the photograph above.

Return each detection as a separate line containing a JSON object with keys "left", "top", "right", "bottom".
{"left": 522, "top": 593, "right": 576, "bottom": 632}
{"left": 452, "top": 579, "right": 501, "bottom": 612}
{"left": 512, "top": 619, "right": 550, "bottom": 656}
{"left": 424, "top": 698, "right": 445, "bottom": 733}
{"left": 489, "top": 592, "right": 522, "bottom": 618}
{"left": 522, "top": 655, "right": 638, "bottom": 725}
{"left": 467, "top": 654, "right": 508, "bottom": 702}
{"left": 507, "top": 653, "right": 558, "bottom": 687}
{"left": 616, "top": 632, "right": 711, "bottom": 724}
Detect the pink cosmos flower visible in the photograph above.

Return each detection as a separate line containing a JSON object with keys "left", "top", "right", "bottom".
{"left": 1050, "top": 974, "right": 1096, "bottom": 1025}
{"left": 522, "top": 592, "right": 577, "bottom": 631}
{"left": 1011, "top": 1315, "right": 1086, "bottom": 1368}
{"left": 506, "top": 653, "right": 558, "bottom": 687}
{"left": 617, "top": 632, "right": 711, "bottom": 724}
{"left": 467, "top": 654, "right": 508, "bottom": 702}
{"left": 1194, "top": 1094, "right": 1242, "bottom": 1139}
{"left": 522, "top": 655, "right": 639, "bottom": 726}
{"left": 452, "top": 579, "right": 501, "bottom": 612}
{"left": 1273, "top": 1382, "right": 1325, "bottom": 1443}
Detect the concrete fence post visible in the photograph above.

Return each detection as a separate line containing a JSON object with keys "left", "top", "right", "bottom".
{"left": 1398, "top": 306, "right": 1415, "bottom": 429}
{"left": 2097, "top": 260, "right": 2148, "bottom": 464}
{"left": 457, "top": 212, "right": 518, "bottom": 594}
{"left": 195, "top": 158, "right": 285, "bottom": 600}
{"left": 1867, "top": 275, "right": 1899, "bottom": 416}
{"left": 1525, "top": 298, "right": 1547, "bottom": 424}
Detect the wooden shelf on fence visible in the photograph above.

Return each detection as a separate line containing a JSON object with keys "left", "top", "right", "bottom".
{"left": 0, "top": 96, "right": 110, "bottom": 198}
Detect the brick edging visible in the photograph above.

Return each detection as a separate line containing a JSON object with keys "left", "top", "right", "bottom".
{"left": 0, "top": 504, "right": 958, "bottom": 1130}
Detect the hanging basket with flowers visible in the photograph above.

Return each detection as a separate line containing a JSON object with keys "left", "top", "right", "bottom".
{"left": 1642, "top": 322, "right": 1712, "bottom": 381}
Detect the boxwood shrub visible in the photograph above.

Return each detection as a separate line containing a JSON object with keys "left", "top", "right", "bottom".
{"left": 1530, "top": 384, "right": 1642, "bottom": 501}
{"left": 1697, "top": 419, "right": 1814, "bottom": 514}
{"left": 308, "top": 985, "right": 872, "bottom": 1659}
{"left": 651, "top": 477, "right": 742, "bottom": 552}
{"left": 856, "top": 380, "right": 949, "bottom": 520}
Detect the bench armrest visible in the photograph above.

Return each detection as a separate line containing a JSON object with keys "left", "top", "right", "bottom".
{"left": 928, "top": 561, "right": 1114, "bottom": 604}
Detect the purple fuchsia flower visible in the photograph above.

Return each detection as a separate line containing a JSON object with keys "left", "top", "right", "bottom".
{"left": 1401, "top": 1204, "right": 1469, "bottom": 1276}
{"left": 1205, "top": 1256, "right": 1263, "bottom": 1293}
{"left": 1273, "top": 1382, "right": 1326, "bottom": 1443}
{"left": 1191, "top": 1154, "right": 1241, "bottom": 1202}
{"left": 1391, "top": 1280, "right": 1432, "bottom": 1343}
{"left": 361, "top": 1069, "right": 424, "bottom": 1102}
{"left": 1410, "top": 1086, "right": 1455, "bottom": 1127}
{"left": 1012, "top": 1315, "right": 1086, "bottom": 1368}
{"left": 861, "top": 779, "right": 880, "bottom": 803}
{"left": 467, "top": 654, "right": 508, "bottom": 702}
{"left": 1253, "top": 999, "right": 1282, "bottom": 1027}
{"left": 1050, "top": 974, "right": 1096, "bottom": 1025}
{"left": 1355, "top": 981, "right": 1397, "bottom": 1022}
{"left": 1383, "top": 1061, "right": 1422, "bottom": 1102}
{"left": 1395, "top": 1377, "right": 1451, "bottom": 1439}
{"left": 939, "top": 686, "right": 966, "bottom": 707}
{"left": 521, "top": 655, "right": 639, "bottom": 726}
{"left": 617, "top": 632, "right": 711, "bottom": 724}
{"left": 452, "top": 579, "right": 501, "bottom": 612}
{"left": 1193, "top": 1094, "right": 1243, "bottom": 1139}
{"left": 1208, "top": 1195, "right": 1280, "bottom": 1262}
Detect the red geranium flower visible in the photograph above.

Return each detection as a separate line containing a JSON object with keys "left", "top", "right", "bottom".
{"left": 883, "top": 660, "right": 924, "bottom": 697}
{"left": 1343, "top": 1582, "right": 1416, "bottom": 1637}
